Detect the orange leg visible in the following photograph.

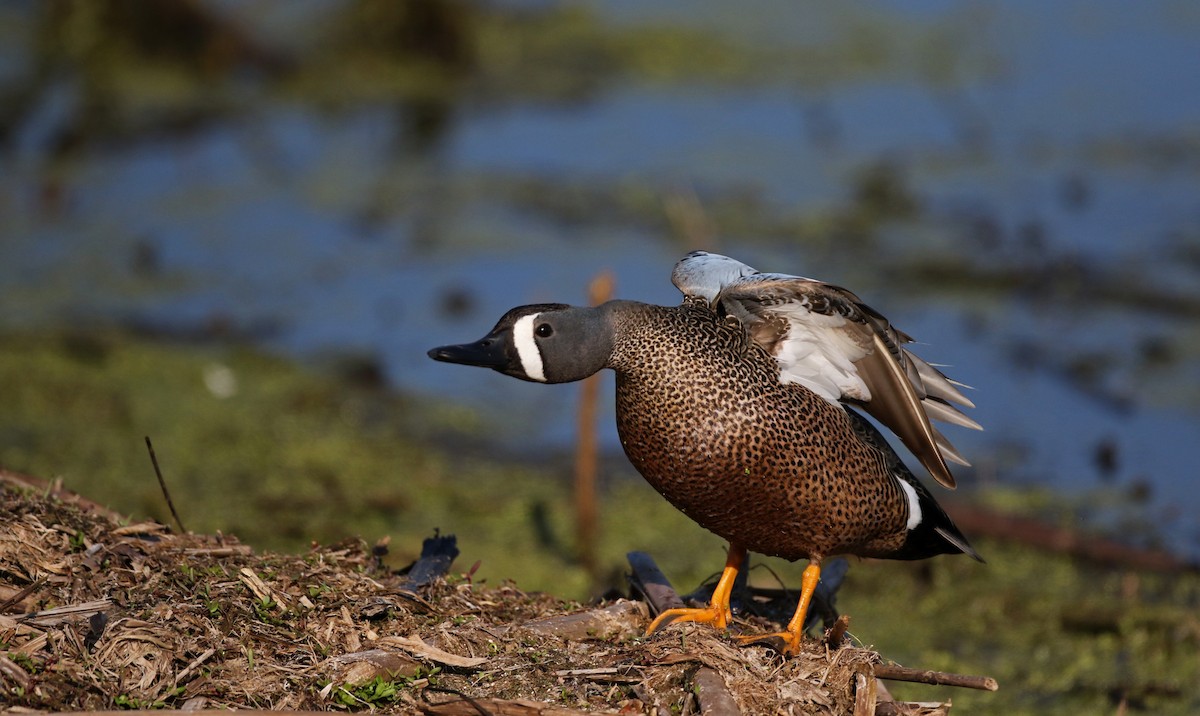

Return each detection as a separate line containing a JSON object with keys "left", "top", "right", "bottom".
{"left": 735, "top": 559, "right": 822, "bottom": 655}
{"left": 645, "top": 544, "right": 746, "bottom": 635}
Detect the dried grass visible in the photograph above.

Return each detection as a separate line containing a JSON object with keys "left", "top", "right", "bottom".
{"left": 0, "top": 480, "right": 892, "bottom": 714}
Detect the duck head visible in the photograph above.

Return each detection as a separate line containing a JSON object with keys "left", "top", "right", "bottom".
{"left": 428, "top": 303, "right": 614, "bottom": 384}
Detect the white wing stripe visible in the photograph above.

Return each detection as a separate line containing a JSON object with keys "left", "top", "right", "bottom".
{"left": 773, "top": 305, "right": 871, "bottom": 404}
{"left": 898, "top": 479, "right": 923, "bottom": 530}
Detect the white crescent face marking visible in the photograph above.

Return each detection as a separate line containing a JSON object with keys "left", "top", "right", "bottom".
{"left": 512, "top": 313, "right": 547, "bottom": 382}
{"left": 897, "top": 479, "right": 923, "bottom": 530}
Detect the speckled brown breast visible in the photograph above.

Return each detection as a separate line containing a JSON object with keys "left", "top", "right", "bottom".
{"left": 610, "top": 300, "right": 911, "bottom": 562}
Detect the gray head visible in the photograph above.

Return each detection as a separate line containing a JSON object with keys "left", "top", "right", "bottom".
{"left": 428, "top": 303, "right": 615, "bottom": 383}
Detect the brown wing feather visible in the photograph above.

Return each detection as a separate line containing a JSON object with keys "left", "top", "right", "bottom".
{"left": 854, "top": 332, "right": 958, "bottom": 488}
{"left": 719, "top": 276, "right": 974, "bottom": 490}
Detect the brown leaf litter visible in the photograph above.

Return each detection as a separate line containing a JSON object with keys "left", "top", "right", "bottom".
{"left": 0, "top": 478, "right": 922, "bottom": 715}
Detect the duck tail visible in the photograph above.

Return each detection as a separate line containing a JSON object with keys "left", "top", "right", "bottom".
{"left": 904, "top": 480, "right": 984, "bottom": 562}
{"left": 845, "top": 406, "right": 983, "bottom": 563}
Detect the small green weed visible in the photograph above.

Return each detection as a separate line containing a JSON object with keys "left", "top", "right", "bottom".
{"left": 114, "top": 693, "right": 169, "bottom": 710}
{"left": 331, "top": 668, "right": 442, "bottom": 708}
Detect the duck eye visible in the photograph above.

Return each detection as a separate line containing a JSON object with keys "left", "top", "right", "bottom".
{"left": 535, "top": 323, "right": 553, "bottom": 338}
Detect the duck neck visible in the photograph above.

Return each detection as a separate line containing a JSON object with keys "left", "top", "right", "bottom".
{"left": 603, "top": 300, "right": 700, "bottom": 377}
{"left": 543, "top": 303, "right": 620, "bottom": 382}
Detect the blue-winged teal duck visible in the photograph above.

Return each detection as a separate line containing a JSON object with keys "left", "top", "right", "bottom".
{"left": 429, "top": 251, "right": 982, "bottom": 653}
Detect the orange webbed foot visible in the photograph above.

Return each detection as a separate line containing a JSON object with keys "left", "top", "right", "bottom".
{"left": 643, "top": 544, "right": 745, "bottom": 638}
{"left": 732, "top": 629, "right": 804, "bottom": 655}
{"left": 731, "top": 561, "right": 824, "bottom": 656}
{"left": 645, "top": 603, "right": 733, "bottom": 635}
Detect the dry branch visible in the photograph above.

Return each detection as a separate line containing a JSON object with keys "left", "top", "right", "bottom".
{"left": 948, "top": 502, "right": 1195, "bottom": 573}
{"left": 521, "top": 600, "right": 645, "bottom": 640}
{"left": 0, "top": 652, "right": 32, "bottom": 690}
{"left": 239, "top": 567, "right": 288, "bottom": 610}
{"left": 324, "top": 648, "right": 424, "bottom": 685}
{"left": 173, "top": 647, "right": 216, "bottom": 685}
{"left": 144, "top": 436, "right": 187, "bottom": 534}
{"left": 627, "top": 550, "right": 686, "bottom": 614}
{"left": 875, "top": 701, "right": 950, "bottom": 716}
{"left": 375, "top": 635, "right": 487, "bottom": 669}
{"left": 0, "top": 576, "right": 44, "bottom": 612}
{"left": 825, "top": 614, "right": 851, "bottom": 648}
{"left": 574, "top": 270, "right": 615, "bottom": 582}
{"left": 180, "top": 545, "right": 254, "bottom": 557}
{"left": 694, "top": 666, "right": 741, "bottom": 716}
{"left": 875, "top": 663, "right": 998, "bottom": 692}
{"left": 853, "top": 671, "right": 877, "bottom": 716}
{"left": 552, "top": 666, "right": 642, "bottom": 686}
{"left": 16, "top": 599, "right": 113, "bottom": 626}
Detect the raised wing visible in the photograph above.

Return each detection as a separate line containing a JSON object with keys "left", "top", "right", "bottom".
{"left": 672, "top": 251, "right": 980, "bottom": 489}
{"left": 671, "top": 250, "right": 760, "bottom": 301}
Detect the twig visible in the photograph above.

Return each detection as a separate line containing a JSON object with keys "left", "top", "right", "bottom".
{"left": 874, "top": 663, "right": 998, "bottom": 691}
{"left": 522, "top": 601, "right": 644, "bottom": 640}
{"left": 693, "top": 666, "right": 741, "bottom": 716}
{"left": 145, "top": 436, "right": 187, "bottom": 534}
{"left": 375, "top": 635, "right": 487, "bottom": 669}
{"left": 627, "top": 551, "right": 686, "bottom": 615}
{"left": 0, "top": 653, "right": 31, "bottom": 690}
{"left": 876, "top": 702, "right": 949, "bottom": 716}
{"left": 554, "top": 667, "right": 619, "bottom": 677}
{"left": 852, "top": 671, "right": 876, "bottom": 716}
{"left": 422, "top": 686, "right": 492, "bottom": 716}
{"left": 239, "top": 568, "right": 288, "bottom": 611}
{"left": 174, "top": 647, "right": 216, "bottom": 684}
{"left": 574, "top": 270, "right": 614, "bottom": 585}
{"left": 818, "top": 645, "right": 847, "bottom": 687}
{"left": 180, "top": 545, "right": 254, "bottom": 557}
{"left": 948, "top": 502, "right": 1196, "bottom": 573}
{"left": 824, "top": 614, "right": 851, "bottom": 648}
{"left": 553, "top": 665, "right": 641, "bottom": 684}
{"left": 0, "top": 577, "right": 45, "bottom": 613}
{"left": 16, "top": 599, "right": 113, "bottom": 626}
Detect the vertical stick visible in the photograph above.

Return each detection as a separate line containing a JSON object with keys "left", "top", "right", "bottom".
{"left": 145, "top": 436, "right": 187, "bottom": 534}
{"left": 853, "top": 671, "right": 877, "bottom": 716}
{"left": 575, "top": 270, "right": 614, "bottom": 585}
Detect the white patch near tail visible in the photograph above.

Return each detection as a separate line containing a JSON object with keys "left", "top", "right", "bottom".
{"left": 512, "top": 313, "right": 547, "bottom": 382}
{"left": 897, "top": 479, "right": 923, "bottom": 530}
